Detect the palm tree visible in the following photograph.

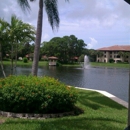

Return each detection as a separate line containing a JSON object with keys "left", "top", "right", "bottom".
{"left": 118, "top": 51, "right": 130, "bottom": 62}
{"left": 96, "top": 51, "right": 103, "bottom": 62}
{"left": 0, "top": 18, "right": 9, "bottom": 77}
{"left": 0, "top": 15, "right": 35, "bottom": 75}
{"left": 17, "top": 0, "right": 69, "bottom": 76}
{"left": 7, "top": 15, "right": 35, "bottom": 74}
{"left": 124, "top": 52, "right": 130, "bottom": 62}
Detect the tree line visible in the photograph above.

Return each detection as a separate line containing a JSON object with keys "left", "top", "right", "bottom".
{"left": 0, "top": 15, "right": 98, "bottom": 66}
{"left": 41, "top": 35, "right": 86, "bottom": 63}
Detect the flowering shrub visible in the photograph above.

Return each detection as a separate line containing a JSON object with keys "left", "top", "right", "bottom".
{"left": 0, "top": 75, "right": 78, "bottom": 114}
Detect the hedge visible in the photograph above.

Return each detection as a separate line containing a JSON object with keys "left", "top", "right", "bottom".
{"left": 0, "top": 75, "right": 78, "bottom": 114}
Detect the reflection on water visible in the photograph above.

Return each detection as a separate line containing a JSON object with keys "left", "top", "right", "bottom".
{"left": 0, "top": 65, "right": 129, "bottom": 102}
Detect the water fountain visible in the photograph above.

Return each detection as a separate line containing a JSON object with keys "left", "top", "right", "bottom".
{"left": 84, "top": 55, "right": 90, "bottom": 69}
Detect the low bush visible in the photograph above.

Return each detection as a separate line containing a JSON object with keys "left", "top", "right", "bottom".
{"left": 56, "top": 61, "right": 62, "bottom": 66}
{"left": 23, "top": 57, "right": 28, "bottom": 63}
{"left": 117, "top": 60, "right": 122, "bottom": 63}
{"left": 109, "top": 58, "right": 114, "bottom": 63}
{"left": 0, "top": 75, "right": 78, "bottom": 114}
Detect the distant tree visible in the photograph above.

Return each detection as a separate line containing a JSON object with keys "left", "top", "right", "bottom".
{"left": 41, "top": 35, "right": 87, "bottom": 63}
{"left": 88, "top": 49, "right": 97, "bottom": 62}
{"left": 118, "top": 51, "right": 130, "bottom": 62}
{"left": 0, "top": 18, "right": 9, "bottom": 77}
{"left": 97, "top": 51, "right": 103, "bottom": 57}
{"left": 78, "top": 54, "right": 84, "bottom": 62}
{"left": 124, "top": 52, "right": 130, "bottom": 62}
{"left": 18, "top": 42, "right": 34, "bottom": 58}
{"left": 118, "top": 51, "right": 124, "bottom": 57}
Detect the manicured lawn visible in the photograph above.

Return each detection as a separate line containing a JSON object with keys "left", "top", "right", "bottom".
{"left": 3, "top": 60, "right": 48, "bottom": 66}
{"left": 91, "top": 62, "right": 130, "bottom": 68}
{"left": 0, "top": 89, "right": 127, "bottom": 130}
{"left": 2, "top": 60, "right": 130, "bottom": 68}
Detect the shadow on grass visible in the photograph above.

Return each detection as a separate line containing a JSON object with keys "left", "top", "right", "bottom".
{"left": 2, "top": 116, "right": 125, "bottom": 130}
{"left": 0, "top": 90, "right": 127, "bottom": 130}
{"left": 77, "top": 90, "right": 127, "bottom": 110}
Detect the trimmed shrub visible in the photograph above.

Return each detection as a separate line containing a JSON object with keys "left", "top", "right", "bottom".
{"left": 109, "top": 58, "right": 114, "bottom": 63}
{"left": 56, "top": 61, "right": 62, "bottom": 66}
{"left": 23, "top": 57, "right": 28, "bottom": 63}
{"left": 0, "top": 75, "right": 78, "bottom": 114}
{"left": 117, "top": 60, "right": 122, "bottom": 63}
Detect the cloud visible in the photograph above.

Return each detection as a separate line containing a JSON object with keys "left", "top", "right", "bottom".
{"left": 0, "top": 0, "right": 130, "bottom": 50}
{"left": 43, "top": 34, "right": 50, "bottom": 41}
{"left": 60, "top": 0, "right": 130, "bottom": 28}
{"left": 87, "top": 37, "right": 98, "bottom": 49}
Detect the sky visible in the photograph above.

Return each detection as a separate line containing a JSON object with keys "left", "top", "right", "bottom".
{"left": 1, "top": 0, "right": 130, "bottom": 49}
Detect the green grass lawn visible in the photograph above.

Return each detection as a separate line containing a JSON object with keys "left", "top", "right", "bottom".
{"left": 2, "top": 60, "right": 48, "bottom": 66}
{"left": 0, "top": 89, "right": 127, "bottom": 130}
{"left": 3, "top": 60, "right": 129, "bottom": 68}
{"left": 91, "top": 62, "right": 130, "bottom": 68}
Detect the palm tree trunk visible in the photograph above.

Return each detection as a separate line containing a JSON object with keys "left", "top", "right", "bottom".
{"left": 32, "top": 0, "right": 43, "bottom": 76}
{"left": 128, "top": 71, "right": 130, "bottom": 126}
{"left": 0, "top": 43, "right": 6, "bottom": 77}
{"left": 11, "top": 44, "right": 14, "bottom": 75}
{"left": 14, "top": 41, "right": 18, "bottom": 75}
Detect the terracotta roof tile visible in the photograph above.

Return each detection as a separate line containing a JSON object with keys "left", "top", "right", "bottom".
{"left": 48, "top": 56, "right": 58, "bottom": 60}
{"left": 97, "top": 45, "right": 130, "bottom": 51}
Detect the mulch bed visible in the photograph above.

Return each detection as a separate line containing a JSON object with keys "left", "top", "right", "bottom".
{"left": 0, "top": 106, "right": 84, "bottom": 119}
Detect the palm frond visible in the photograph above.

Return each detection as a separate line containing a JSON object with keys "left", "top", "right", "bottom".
{"left": 17, "top": 0, "right": 31, "bottom": 12}
{"left": 44, "top": 0, "right": 59, "bottom": 31}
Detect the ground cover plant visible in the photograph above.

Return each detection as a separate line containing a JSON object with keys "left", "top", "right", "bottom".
{"left": 0, "top": 89, "right": 127, "bottom": 130}
{"left": 0, "top": 75, "right": 77, "bottom": 113}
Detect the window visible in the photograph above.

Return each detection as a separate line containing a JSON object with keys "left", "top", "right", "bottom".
{"left": 117, "top": 55, "right": 120, "bottom": 58}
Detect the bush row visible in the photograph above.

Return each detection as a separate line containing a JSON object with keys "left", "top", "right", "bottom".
{"left": 0, "top": 75, "right": 78, "bottom": 114}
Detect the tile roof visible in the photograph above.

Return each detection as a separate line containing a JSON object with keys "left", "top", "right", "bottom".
{"left": 97, "top": 45, "right": 130, "bottom": 51}
{"left": 48, "top": 56, "right": 58, "bottom": 60}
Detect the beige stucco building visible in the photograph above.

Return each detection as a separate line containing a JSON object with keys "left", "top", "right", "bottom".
{"left": 96, "top": 45, "right": 130, "bottom": 63}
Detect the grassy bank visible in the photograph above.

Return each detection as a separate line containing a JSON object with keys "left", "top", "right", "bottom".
{"left": 2, "top": 60, "right": 48, "bottom": 66}
{"left": 90, "top": 62, "right": 130, "bottom": 68}
{"left": 0, "top": 89, "right": 127, "bottom": 130}
{"left": 2, "top": 60, "right": 130, "bottom": 68}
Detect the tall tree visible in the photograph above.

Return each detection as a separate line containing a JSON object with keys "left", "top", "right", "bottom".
{"left": 0, "top": 19, "right": 9, "bottom": 77}
{"left": 17, "top": 0, "right": 69, "bottom": 76}
{"left": 41, "top": 35, "right": 87, "bottom": 63}
{"left": 7, "top": 15, "right": 35, "bottom": 74}
{"left": 0, "top": 15, "right": 35, "bottom": 75}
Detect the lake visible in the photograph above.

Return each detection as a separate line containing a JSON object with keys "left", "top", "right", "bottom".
{"left": 0, "top": 65, "right": 129, "bottom": 102}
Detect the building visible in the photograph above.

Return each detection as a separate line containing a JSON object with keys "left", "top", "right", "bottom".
{"left": 48, "top": 56, "right": 58, "bottom": 66}
{"left": 96, "top": 45, "right": 130, "bottom": 63}
{"left": 26, "top": 53, "right": 33, "bottom": 61}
